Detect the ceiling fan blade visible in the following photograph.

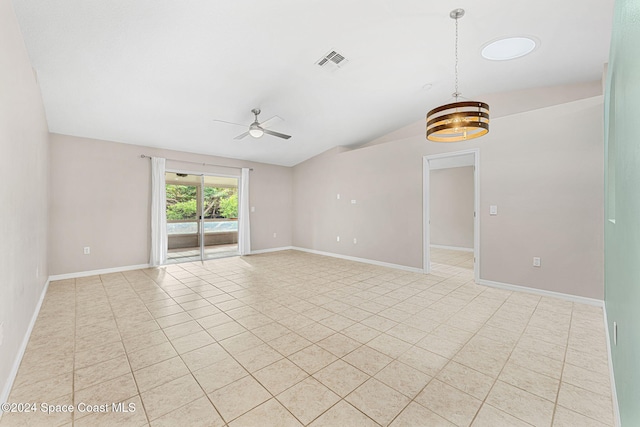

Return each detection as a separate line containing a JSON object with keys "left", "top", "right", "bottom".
{"left": 259, "top": 115, "right": 283, "bottom": 129}
{"left": 213, "top": 119, "right": 247, "bottom": 127}
{"left": 263, "top": 129, "right": 292, "bottom": 140}
{"left": 234, "top": 131, "right": 250, "bottom": 140}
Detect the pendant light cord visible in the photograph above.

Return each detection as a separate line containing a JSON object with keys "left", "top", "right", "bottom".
{"left": 454, "top": 15, "right": 459, "bottom": 101}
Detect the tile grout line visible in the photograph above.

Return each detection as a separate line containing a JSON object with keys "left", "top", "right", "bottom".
{"left": 72, "top": 278, "right": 77, "bottom": 427}
{"left": 549, "top": 303, "right": 574, "bottom": 426}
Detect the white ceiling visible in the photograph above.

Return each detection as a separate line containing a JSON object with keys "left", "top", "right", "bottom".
{"left": 13, "top": 0, "right": 614, "bottom": 167}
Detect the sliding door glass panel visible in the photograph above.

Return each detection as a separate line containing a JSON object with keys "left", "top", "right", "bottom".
{"left": 202, "top": 175, "right": 239, "bottom": 259}
{"left": 199, "top": 175, "right": 204, "bottom": 261}
{"left": 165, "top": 173, "right": 201, "bottom": 262}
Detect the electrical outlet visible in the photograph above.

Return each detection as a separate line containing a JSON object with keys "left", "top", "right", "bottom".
{"left": 337, "top": 194, "right": 340, "bottom": 200}
{"left": 251, "top": 206, "right": 255, "bottom": 212}
{"left": 351, "top": 199, "right": 356, "bottom": 204}
{"left": 273, "top": 232, "right": 277, "bottom": 238}
{"left": 336, "top": 236, "right": 340, "bottom": 242}
{"left": 533, "top": 257, "right": 541, "bottom": 267}
{"left": 353, "top": 238, "right": 357, "bottom": 244}
{"left": 83, "top": 247, "right": 91, "bottom": 255}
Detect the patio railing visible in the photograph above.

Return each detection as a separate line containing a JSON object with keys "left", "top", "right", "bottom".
{"left": 167, "top": 218, "right": 238, "bottom": 249}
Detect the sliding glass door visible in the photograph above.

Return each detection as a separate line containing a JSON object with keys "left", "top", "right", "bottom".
{"left": 201, "top": 174, "right": 239, "bottom": 259}
{"left": 165, "top": 171, "right": 239, "bottom": 263}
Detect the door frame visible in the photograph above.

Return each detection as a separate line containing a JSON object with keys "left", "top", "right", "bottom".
{"left": 165, "top": 168, "right": 241, "bottom": 262}
{"left": 423, "top": 148, "right": 480, "bottom": 283}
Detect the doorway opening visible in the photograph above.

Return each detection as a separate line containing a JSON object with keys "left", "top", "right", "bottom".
{"left": 165, "top": 171, "right": 239, "bottom": 263}
{"left": 423, "top": 149, "right": 479, "bottom": 282}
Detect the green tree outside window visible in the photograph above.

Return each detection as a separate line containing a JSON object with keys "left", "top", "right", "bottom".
{"left": 166, "top": 184, "right": 238, "bottom": 220}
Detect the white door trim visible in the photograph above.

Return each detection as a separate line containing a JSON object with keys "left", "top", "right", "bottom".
{"left": 423, "top": 148, "right": 480, "bottom": 283}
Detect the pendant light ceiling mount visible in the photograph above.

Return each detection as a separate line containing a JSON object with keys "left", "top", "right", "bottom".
{"left": 449, "top": 8, "right": 464, "bottom": 20}
{"left": 426, "top": 8, "right": 490, "bottom": 143}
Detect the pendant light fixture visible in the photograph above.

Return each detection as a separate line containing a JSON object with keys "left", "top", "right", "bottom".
{"left": 426, "top": 9, "right": 489, "bottom": 142}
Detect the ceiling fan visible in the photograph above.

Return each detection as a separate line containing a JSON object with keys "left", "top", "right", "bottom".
{"left": 213, "top": 108, "right": 292, "bottom": 140}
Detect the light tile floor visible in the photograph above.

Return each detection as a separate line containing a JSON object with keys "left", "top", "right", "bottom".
{"left": 0, "top": 250, "right": 615, "bottom": 426}
{"left": 430, "top": 247, "right": 475, "bottom": 270}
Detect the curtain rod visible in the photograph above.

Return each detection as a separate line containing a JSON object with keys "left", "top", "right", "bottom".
{"left": 140, "top": 154, "right": 253, "bottom": 171}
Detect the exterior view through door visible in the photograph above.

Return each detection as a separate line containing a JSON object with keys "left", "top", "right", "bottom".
{"left": 165, "top": 172, "right": 239, "bottom": 262}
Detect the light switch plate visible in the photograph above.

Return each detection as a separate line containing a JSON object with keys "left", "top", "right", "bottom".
{"left": 490, "top": 205, "right": 498, "bottom": 215}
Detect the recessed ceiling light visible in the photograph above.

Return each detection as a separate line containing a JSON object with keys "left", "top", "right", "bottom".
{"left": 481, "top": 37, "right": 538, "bottom": 61}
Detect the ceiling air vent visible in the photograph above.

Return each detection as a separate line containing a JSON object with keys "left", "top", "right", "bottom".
{"left": 316, "top": 50, "right": 348, "bottom": 71}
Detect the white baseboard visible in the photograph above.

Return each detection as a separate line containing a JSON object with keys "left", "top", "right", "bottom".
{"left": 476, "top": 278, "right": 604, "bottom": 307}
{"left": 430, "top": 244, "right": 474, "bottom": 253}
{"left": 0, "top": 279, "right": 50, "bottom": 417}
{"left": 602, "top": 304, "right": 621, "bottom": 427}
{"left": 291, "top": 247, "right": 424, "bottom": 274}
{"left": 49, "top": 263, "right": 151, "bottom": 281}
{"left": 250, "top": 246, "right": 294, "bottom": 255}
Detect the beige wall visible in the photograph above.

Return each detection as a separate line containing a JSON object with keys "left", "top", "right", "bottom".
{"left": 430, "top": 167, "right": 474, "bottom": 249}
{"left": 293, "top": 144, "right": 424, "bottom": 268}
{"left": 49, "top": 134, "right": 293, "bottom": 275}
{"left": 293, "top": 96, "right": 604, "bottom": 299}
{"left": 0, "top": 0, "right": 50, "bottom": 402}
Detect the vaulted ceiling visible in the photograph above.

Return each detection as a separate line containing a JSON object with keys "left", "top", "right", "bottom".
{"left": 13, "top": 0, "right": 614, "bottom": 166}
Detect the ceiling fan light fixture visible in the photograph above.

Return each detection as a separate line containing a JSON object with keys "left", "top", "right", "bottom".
{"left": 249, "top": 123, "right": 264, "bottom": 138}
{"left": 426, "top": 8, "right": 490, "bottom": 143}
